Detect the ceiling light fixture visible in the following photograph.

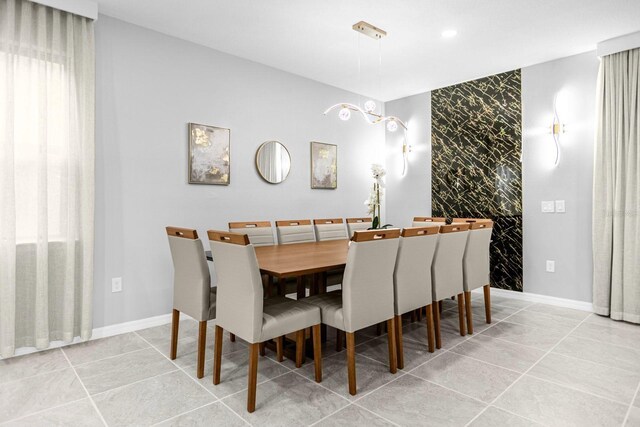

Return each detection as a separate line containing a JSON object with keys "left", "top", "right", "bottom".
{"left": 323, "top": 21, "right": 408, "bottom": 133}
{"left": 441, "top": 29, "right": 457, "bottom": 38}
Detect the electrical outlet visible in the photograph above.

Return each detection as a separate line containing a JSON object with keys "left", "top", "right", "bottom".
{"left": 555, "top": 200, "right": 566, "bottom": 213}
{"left": 112, "top": 277, "right": 122, "bottom": 293}
{"left": 546, "top": 260, "right": 555, "bottom": 273}
{"left": 541, "top": 201, "right": 555, "bottom": 213}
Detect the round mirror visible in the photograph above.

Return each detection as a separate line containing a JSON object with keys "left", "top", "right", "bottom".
{"left": 255, "top": 141, "right": 291, "bottom": 184}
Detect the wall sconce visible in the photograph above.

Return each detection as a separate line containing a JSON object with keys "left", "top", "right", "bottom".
{"left": 549, "top": 94, "right": 566, "bottom": 166}
{"left": 402, "top": 140, "right": 412, "bottom": 176}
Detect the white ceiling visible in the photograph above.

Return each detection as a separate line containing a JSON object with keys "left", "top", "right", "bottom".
{"left": 96, "top": 0, "right": 640, "bottom": 101}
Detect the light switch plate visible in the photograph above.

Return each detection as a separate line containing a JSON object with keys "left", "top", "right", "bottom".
{"left": 541, "top": 201, "right": 555, "bottom": 213}
{"left": 546, "top": 260, "right": 555, "bottom": 273}
{"left": 112, "top": 277, "right": 122, "bottom": 293}
{"left": 555, "top": 200, "right": 566, "bottom": 213}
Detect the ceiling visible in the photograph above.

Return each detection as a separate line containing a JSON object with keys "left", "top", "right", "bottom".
{"left": 96, "top": 0, "right": 640, "bottom": 101}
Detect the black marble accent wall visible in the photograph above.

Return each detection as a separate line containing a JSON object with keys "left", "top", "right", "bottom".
{"left": 431, "top": 69, "right": 523, "bottom": 291}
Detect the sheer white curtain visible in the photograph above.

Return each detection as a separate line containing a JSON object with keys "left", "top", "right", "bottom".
{"left": 0, "top": 0, "right": 95, "bottom": 357}
{"left": 592, "top": 47, "right": 640, "bottom": 324}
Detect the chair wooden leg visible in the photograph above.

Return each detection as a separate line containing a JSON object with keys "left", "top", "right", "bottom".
{"left": 464, "top": 291, "right": 474, "bottom": 334}
{"left": 394, "top": 315, "right": 404, "bottom": 370}
{"left": 484, "top": 284, "right": 492, "bottom": 324}
{"left": 196, "top": 321, "right": 207, "bottom": 379}
{"left": 312, "top": 324, "right": 322, "bottom": 382}
{"left": 433, "top": 302, "right": 442, "bottom": 349}
{"left": 229, "top": 333, "right": 236, "bottom": 342}
{"left": 336, "top": 329, "right": 343, "bottom": 352}
{"left": 346, "top": 332, "right": 357, "bottom": 396}
{"left": 387, "top": 319, "right": 398, "bottom": 374}
{"left": 295, "top": 329, "right": 305, "bottom": 368}
{"left": 376, "top": 322, "right": 383, "bottom": 336}
{"left": 296, "top": 276, "right": 305, "bottom": 299}
{"left": 170, "top": 309, "right": 179, "bottom": 360}
{"left": 457, "top": 293, "right": 466, "bottom": 336}
{"left": 425, "top": 304, "right": 435, "bottom": 353}
{"left": 213, "top": 325, "right": 223, "bottom": 385}
{"left": 410, "top": 310, "right": 417, "bottom": 323}
{"left": 417, "top": 307, "right": 423, "bottom": 322}
{"left": 259, "top": 342, "right": 266, "bottom": 357}
{"left": 438, "top": 300, "right": 443, "bottom": 313}
{"left": 247, "top": 343, "right": 259, "bottom": 413}
{"left": 276, "top": 336, "right": 284, "bottom": 362}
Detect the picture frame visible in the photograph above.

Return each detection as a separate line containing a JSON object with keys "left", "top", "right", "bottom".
{"left": 188, "top": 123, "right": 230, "bottom": 185}
{"left": 310, "top": 141, "right": 337, "bottom": 189}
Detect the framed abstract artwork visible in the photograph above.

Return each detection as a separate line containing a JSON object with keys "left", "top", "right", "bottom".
{"left": 188, "top": 123, "right": 230, "bottom": 185}
{"left": 310, "top": 141, "right": 337, "bottom": 189}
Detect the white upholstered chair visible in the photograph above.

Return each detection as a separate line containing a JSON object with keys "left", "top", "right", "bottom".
{"left": 313, "top": 218, "right": 348, "bottom": 241}
{"left": 393, "top": 226, "right": 439, "bottom": 368}
{"left": 208, "top": 230, "right": 322, "bottom": 413}
{"left": 412, "top": 216, "right": 447, "bottom": 227}
{"left": 346, "top": 217, "right": 372, "bottom": 238}
{"left": 431, "top": 223, "right": 470, "bottom": 348}
{"left": 455, "top": 218, "right": 493, "bottom": 333}
{"left": 303, "top": 229, "right": 400, "bottom": 395}
{"left": 166, "top": 227, "right": 216, "bottom": 379}
{"left": 228, "top": 221, "right": 275, "bottom": 246}
{"left": 275, "top": 219, "right": 316, "bottom": 244}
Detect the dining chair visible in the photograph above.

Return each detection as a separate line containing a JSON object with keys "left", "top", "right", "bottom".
{"left": 431, "top": 223, "right": 470, "bottom": 348}
{"left": 166, "top": 226, "right": 215, "bottom": 379}
{"left": 228, "top": 221, "right": 275, "bottom": 246}
{"left": 208, "top": 230, "right": 322, "bottom": 413}
{"left": 346, "top": 217, "right": 373, "bottom": 237}
{"left": 275, "top": 219, "right": 316, "bottom": 244}
{"left": 454, "top": 218, "right": 493, "bottom": 333}
{"left": 313, "top": 218, "right": 348, "bottom": 241}
{"left": 303, "top": 229, "right": 400, "bottom": 395}
{"left": 393, "top": 226, "right": 439, "bottom": 368}
{"left": 412, "top": 216, "right": 446, "bottom": 227}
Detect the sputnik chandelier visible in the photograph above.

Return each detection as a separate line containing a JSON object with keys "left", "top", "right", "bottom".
{"left": 323, "top": 21, "right": 408, "bottom": 133}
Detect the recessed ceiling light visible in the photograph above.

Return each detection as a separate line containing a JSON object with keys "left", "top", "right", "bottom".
{"left": 441, "top": 29, "right": 457, "bottom": 38}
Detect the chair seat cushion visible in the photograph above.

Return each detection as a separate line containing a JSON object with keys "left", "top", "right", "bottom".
{"left": 260, "top": 299, "right": 321, "bottom": 342}
{"left": 208, "top": 288, "right": 217, "bottom": 320}
{"left": 302, "top": 292, "right": 344, "bottom": 331}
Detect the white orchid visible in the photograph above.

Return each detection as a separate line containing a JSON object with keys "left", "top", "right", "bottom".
{"left": 366, "top": 164, "right": 386, "bottom": 225}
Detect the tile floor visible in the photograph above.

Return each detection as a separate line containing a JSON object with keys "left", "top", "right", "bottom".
{"left": 1, "top": 293, "right": 640, "bottom": 426}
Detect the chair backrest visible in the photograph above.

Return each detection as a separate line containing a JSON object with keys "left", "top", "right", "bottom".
{"left": 412, "top": 216, "right": 447, "bottom": 227}
{"left": 166, "top": 227, "right": 211, "bottom": 321}
{"left": 431, "top": 223, "right": 470, "bottom": 301}
{"left": 275, "top": 219, "right": 316, "bottom": 244}
{"left": 228, "top": 221, "right": 275, "bottom": 247}
{"left": 313, "top": 218, "right": 347, "bottom": 241}
{"left": 346, "top": 217, "right": 372, "bottom": 237}
{"left": 460, "top": 220, "right": 493, "bottom": 291}
{"left": 208, "top": 230, "right": 264, "bottom": 343}
{"left": 393, "top": 226, "right": 439, "bottom": 315}
{"left": 341, "top": 229, "right": 400, "bottom": 332}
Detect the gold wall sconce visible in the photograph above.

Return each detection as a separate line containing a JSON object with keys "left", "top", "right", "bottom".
{"left": 550, "top": 94, "right": 566, "bottom": 166}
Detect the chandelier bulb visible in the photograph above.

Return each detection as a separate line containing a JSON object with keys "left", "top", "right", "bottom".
{"left": 386, "top": 120, "right": 398, "bottom": 132}
{"left": 338, "top": 107, "right": 351, "bottom": 121}
{"left": 364, "top": 100, "right": 376, "bottom": 113}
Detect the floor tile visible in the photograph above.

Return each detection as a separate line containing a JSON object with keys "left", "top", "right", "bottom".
{"left": 223, "top": 372, "right": 348, "bottom": 426}
{"left": 0, "top": 368, "right": 86, "bottom": 423}
{"left": 411, "top": 352, "right": 519, "bottom": 402}
{"left": 4, "top": 398, "right": 103, "bottom": 427}
{"left": 63, "top": 333, "right": 149, "bottom": 366}
{"left": 525, "top": 303, "right": 591, "bottom": 321}
{"left": 357, "top": 335, "right": 438, "bottom": 372}
{"left": 191, "top": 348, "right": 290, "bottom": 399}
{"left": 482, "top": 321, "right": 567, "bottom": 351}
{"left": 571, "top": 321, "right": 640, "bottom": 351}
{"left": 469, "top": 406, "right": 540, "bottom": 427}
{"left": 529, "top": 352, "right": 640, "bottom": 404}
{"left": 626, "top": 406, "right": 640, "bottom": 427}
{"left": 483, "top": 294, "right": 535, "bottom": 310}
{"left": 553, "top": 335, "right": 640, "bottom": 374}
{"left": 93, "top": 370, "right": 214, "bottom": 427}
{"left": 299, "top": 352, "right": 400, "bottom": 401}
{"left": 635, "top": 392, "right": 640, "bottom": 407}
{"left": 495, "top": 375, "right": 627, "bottom": 427}
{"left": 402, "top": 321, "right": 468, "bottom": 350}
{"left": 472, "top": 304, "right": 521, "bottom": 321}
{"left": 357, "top": 374, "right": 486, "bottom": 426}
{"left": 451, "top": 334, "right": 545, "bottom": 373}
{"left": 136, "top": 319, "right": 202, "bottom": 349}
{"left": 440, "top": 308, "right": 494, "bottom": 334}
{"left": 75, "top": 347, "right": 177, "bottom": 395}
{"left": 505, "top": 310, "right": 581, "bottom": 332}
{"left": 585, "top": 314, "right": 640, "bottom": 332}
{"left": 155, "top": 401, "right": 246, "bottom": 426}
{"left": 0, "top": 349, "right": 69, "bottom": 385}
{"left": 314, "top": 404, "right": 394, "bottom": 426}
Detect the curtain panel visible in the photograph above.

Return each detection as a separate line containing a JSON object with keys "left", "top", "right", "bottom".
{"left": 593, "top": 47, "right": 640, "bottom": 324}
{"left": 0, "top": 0, "right": 95, "bottom": 357}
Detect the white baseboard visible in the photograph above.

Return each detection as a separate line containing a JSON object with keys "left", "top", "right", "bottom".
{"left": 472, "top": 287, "right": 593, "bottom": 312}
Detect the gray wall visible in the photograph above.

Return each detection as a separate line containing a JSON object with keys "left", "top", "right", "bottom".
{"left": 385, "top": 52, "right": 599, "bottom": 302}
{"left": 94, "top": 16, "right": 384, "bottom": 328}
